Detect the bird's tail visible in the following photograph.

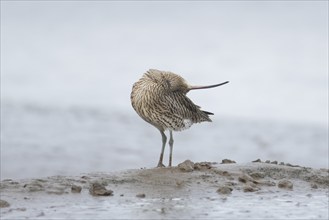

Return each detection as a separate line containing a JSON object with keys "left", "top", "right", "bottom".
{"left": 202, "top": 110, "right": 214, "bottom": 115}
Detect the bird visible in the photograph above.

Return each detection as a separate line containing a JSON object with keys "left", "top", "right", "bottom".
{"left": 130, "top": 69, "right": 229, "bottom": 167}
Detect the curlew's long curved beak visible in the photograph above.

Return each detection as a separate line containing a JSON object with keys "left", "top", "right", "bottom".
{"left": 189, "top": 81, "right": 229, "bottom": 90}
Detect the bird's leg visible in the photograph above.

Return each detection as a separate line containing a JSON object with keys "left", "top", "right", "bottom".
{"left": 157, "top": 130, "right": 167, "bottom": 167}
{"left": 168, "top": 130, "right": 174, "bottom": 167}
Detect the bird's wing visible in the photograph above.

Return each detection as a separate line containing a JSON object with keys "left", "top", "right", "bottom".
{"left": 164, "top": 92, "right": 212, "bottom": 123}
{"left": 194, "top": 104, "right": 214, "bottom": 115}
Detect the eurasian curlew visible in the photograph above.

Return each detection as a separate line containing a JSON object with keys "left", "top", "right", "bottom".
{"left": 130, "top": 69, "right": 229, "bottom": 167}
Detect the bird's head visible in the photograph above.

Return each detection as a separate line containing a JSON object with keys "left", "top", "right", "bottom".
{"left": 146, "top": 69, "right": 229, "bottom": 94}
{"left": 165, "top": 72, "right": 229, "bottom": 94}
{"left": 164, "top": 73, "right": 190, "bottom": 94}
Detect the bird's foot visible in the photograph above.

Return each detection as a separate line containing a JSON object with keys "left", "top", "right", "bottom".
{"left": 157, "top": 163, "right": 166, "bottom": 168}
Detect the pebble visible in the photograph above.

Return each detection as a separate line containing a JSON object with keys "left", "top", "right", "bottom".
{"left": 1, "top": 179, "right": 19, "bottom": 185}
{"left": 278, "top": 180, "right": 293, "bottom": 190}
{"left": 222, "top": 171, "right": 231, "bottom": 177}
{"left": 178, "top": 160, "right": 194, "bottom": 172}
{"left": 243, "top": 185, "right": 259, "bottom": 192}
{"left": 71, "top": 185, "right": 82, "bottom": 193}
{"left": 136, "top": 193, "right": 146, "bottom": 198}
{"left": 249, "top": 172, "right": 265, "bottom": 179}
{"left": 286, "top": 163, "right": 300, "bottom": 167}
{"left": 36, "top": 212, "right": 45, "bottom": 217}
{"left": 270, "top": 161, "right": 278, "bottom": 165}
{"left": 194, "top": 162, "right": 212, "bottom": 170}
{"left": 265, "top": 160, "right": 271, "bottom": 163}
{"left": 238, "top": 174, "right": 255, "bottom": 183}
{"left": 224, "top": 181, "right": 237, "bottom": 187}
{"left": 310, "top": 183, "right": 318, "bottom": 189}
{"left": 221, "top": 159, "right": 236, "bottom": 164}
{"left": 0, "top": 199, "right": 10, "bottom": 208}
{"left": 252, "top": 159, "right": 262, "bottom": 163}
{"left": 89, "top": 182, "right": 113, "bottom": 196}
{"left": 175, "top": 180, "right": 184, "bottom": 187}
{"left": 46, "top": 187, "right": 66, "bottom": 195}
{"left": 216, "top": 186, "right": 233, "bottom": 195}
{"left": 257, "top": 180, "right": 276, "bottom": 187}
{"left": 23, "top": 182, "right": 44, "bottom": 192}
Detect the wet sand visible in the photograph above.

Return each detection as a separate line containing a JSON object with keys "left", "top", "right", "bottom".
{"left": 1, "top": 159, "right": 328, "bottom": 219}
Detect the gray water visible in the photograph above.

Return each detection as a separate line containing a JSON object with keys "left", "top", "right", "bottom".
{"left": 1, "top": 101, "right": 328, "bottom": 180}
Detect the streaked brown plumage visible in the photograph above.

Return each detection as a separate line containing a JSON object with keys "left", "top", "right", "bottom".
{"left": 131, "top": 69, "right": 229, "bottom": 167}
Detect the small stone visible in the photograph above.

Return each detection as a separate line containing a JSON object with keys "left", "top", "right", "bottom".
{"left": 213, "top": 169, "right": 229, "bottom": 176}
{"left": 238, "top": 174, "right": 255, "bottom": 183}
{"left": 320, "top": 168, "right": 329, "bottom": 173}
{"left": 46, "top": 188, "right": 66, "bottom": 195}
{"left": 278, "top": 180, "right": 293, "bottom": 190}
{"left": 23, "top": 182, "right": 44, "bottom": 192}
{"left": 10, "top": 181, "right": 19, "bottom": 185}
{"left": 36, "top": 212, "right": 45, "bottom": 217}
{"left": 257, "top": 180, "right": 276, "bottom": 187}
{"left": 279, "top": 162, "right": 285, "bottom": 165}
{"left": 286, "top": 163, "right": 300, "bottom": 167}
{"left": 89, "top": 182, "right": 113, "bottom": 196}
{"left": 310, "top": 183, "right": 318, "bottom": 189}
{"left": 136, "top": 193, "right": 146, "bottom": 198}
{"left": 221, "top": 159, "right": 236, "bottom": 164}
{"left": 270, "top": 161, "right": 278, "bottom": 165}
{"left": 238, "top": 176, "right": 247, "bottom": 183}
{"left": 265, "top": 160, "right": 270, "bottom": 163}
{"left": 249, "top": 172, "right": 265, "bottom": 179}
{"left": 252, "top": 159, "right": 261, "bottom": 163}
{"left": 243, "top": 185, "right": 259, "bottom": 192}
{"left": 0, "top": 200, "right": 10, "bottom": 208}
{"left": 176, "top": 180, "right": 184, "bottom": 187}
{"left": 178, "top": 160, "right": 194, "bottom": 172}
{"left": 71, "top": 185, "right": 82, "bottom": 193}
{"left": 194, "top": 162, "right": 212, "bottom": 170}
{"left": 306, "top": 193, "right": 312, "bottom": 198}
{"left": 216, "top": 186, "right": 233, "bottom": 195}
{"left": 224, "top": 181, "right": 237, "bottom": 187}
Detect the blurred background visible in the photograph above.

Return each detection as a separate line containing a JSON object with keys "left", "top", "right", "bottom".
{"left": 1, "top": 1, "right": 328, "bottom": 179}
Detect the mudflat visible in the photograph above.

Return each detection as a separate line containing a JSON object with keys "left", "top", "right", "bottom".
{"left": 1, "top": 159, "right": 328, "bottom": 219}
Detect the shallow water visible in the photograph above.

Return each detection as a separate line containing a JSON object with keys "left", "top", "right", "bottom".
{"left": 2, "top": 191, "right": 328, "bottom": 219}
{"left": 1, "top": 102, "right": 328, "bottom": 180}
